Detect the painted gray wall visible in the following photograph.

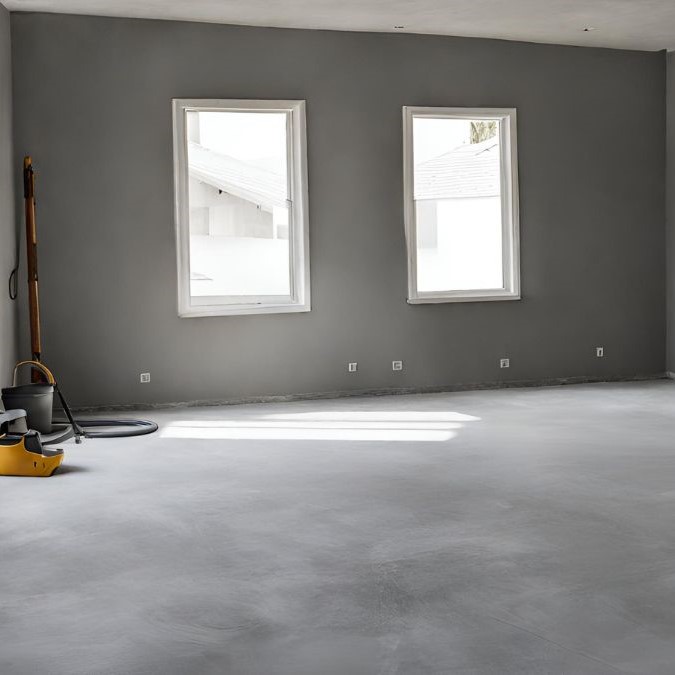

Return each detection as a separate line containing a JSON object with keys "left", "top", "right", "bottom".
{"left": 667, "top": 53, "right": 675, "bottom": 373}
{"left": 10, "top": 13, "right": 666, "bottom": 407}
{"left": 0, "top": 2, "right": 16, "bottom": 387}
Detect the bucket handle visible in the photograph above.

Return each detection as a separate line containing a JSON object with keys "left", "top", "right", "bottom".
{"left": 12, "top": 360, "right": 56, "bottom": 386}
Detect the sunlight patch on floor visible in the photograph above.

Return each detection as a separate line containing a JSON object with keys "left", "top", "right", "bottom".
{"left": 160, "top": 410, "right": 480, "bottom": 442}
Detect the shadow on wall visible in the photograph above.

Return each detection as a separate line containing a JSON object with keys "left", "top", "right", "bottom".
{"left": 161, "top": 411, "right": 481, "bottom": 442}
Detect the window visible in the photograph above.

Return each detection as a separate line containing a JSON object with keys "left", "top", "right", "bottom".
{"left": 172, "top": 99, "right": 310, "bottom": 317}
{"left": 402, "top": 107, "right": 520, "bottom": 303}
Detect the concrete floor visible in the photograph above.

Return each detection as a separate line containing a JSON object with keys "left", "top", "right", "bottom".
{"left": 2, "top": 381, "right": 675, "bottom": 674}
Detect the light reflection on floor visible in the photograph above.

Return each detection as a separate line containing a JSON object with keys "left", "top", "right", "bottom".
{"left": 161, "top": 410, "right": 481, "bottom": 442}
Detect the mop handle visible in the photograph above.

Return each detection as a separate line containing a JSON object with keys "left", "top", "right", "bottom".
{"left": 24, "top": 157, "right": 42, "bottom": 372}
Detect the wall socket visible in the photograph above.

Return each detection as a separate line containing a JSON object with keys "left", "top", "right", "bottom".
{"left": 500, "top": 358, "right": 510, "bottom": 369}
{"left": 348, "top": 362, "right": 358, "bottom": 372}
{"left": 140, "top": 372, "right": 151, "bottom": 383}
{"left": 596, "top": 347, "right": 604, "bottom": 358}
{"left": 392, "top": 360, "right": 403, "bottom": 371}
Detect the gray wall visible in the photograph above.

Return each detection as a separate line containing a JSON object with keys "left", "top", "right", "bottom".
{"left": 10, "top": 13, "right": 666, "bottom": 407}
{"left": 0, "top": 2, "right": 16, "bottom": 387}
{"left": 667, "top": 53, "right": 675, "bottom": 373}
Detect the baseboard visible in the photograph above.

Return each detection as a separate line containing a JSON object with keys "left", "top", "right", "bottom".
{"left": 70, "top": 371, "right": 669, "bottom": 413}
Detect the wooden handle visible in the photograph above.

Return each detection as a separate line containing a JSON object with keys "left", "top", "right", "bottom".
{"left": 23, "top": 156, "right": 42, "bottom": 370}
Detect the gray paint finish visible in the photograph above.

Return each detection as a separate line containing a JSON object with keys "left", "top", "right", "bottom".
{"left": 667, "top": 53, "right": 675, "bottom": 373}
{"left": 10, "top": 13, "right": 666, "bottom": 408}
{"left": 0, "top": 2, "right": 16, "bottom": 387}
{"left": 3, "top": 381, "right": 675, "bottom": 674}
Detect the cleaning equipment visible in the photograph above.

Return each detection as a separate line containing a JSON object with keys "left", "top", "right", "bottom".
{"left": 2, "top": 361, "right": 157, "bottom": 445}
{"left": 4, "top": 156, "right": 158, "bottom": 446}
{"left": 1, "top": 359, "right": 158, "bottom": 445}
{"left": 1, "top": 363, "right": 158, "bottom": 445}
{"left": 0, "top": 409, "right": 64, "bottom": 477}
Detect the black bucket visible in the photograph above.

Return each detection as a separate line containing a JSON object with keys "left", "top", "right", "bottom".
{"left": 2, "top": 384, "right": 54, "bottom": 434}
{"left": 1, "top": 361, "right": 55, "bottom": 434}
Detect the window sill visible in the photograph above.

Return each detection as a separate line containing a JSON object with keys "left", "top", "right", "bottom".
{"left": 179, "top": 302, "right": 311, "bottom": 318}
{"left": 408, "top": 291, "right": 521, "bottom": 304}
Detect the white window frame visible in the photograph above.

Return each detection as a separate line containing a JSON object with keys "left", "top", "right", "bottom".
{"left": 402, "top": 106, "right": 521, "bottom": 304}
{"left": 172, "top": 99, "right": 311, "bottom": 317}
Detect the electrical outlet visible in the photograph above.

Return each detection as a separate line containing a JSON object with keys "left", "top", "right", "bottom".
{"left": 596, "top": 347, "right": 604, "bottom": 358}
{"left": 140, "top": 372, "right": 151, "bottom": 383}
{"left": 348, "top": 362, "right": 358, "bottom": 373}
{"left": 500, "top": 358, "right": 510, "bottom": 369}
{"left": 392, "top": 360, "right": 403, "bottom": 371}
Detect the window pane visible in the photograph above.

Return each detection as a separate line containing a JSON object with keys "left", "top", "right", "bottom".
{"left": 186, "top": 110, "right": 291, "bottom": 298}
{"left": 413, "top": 117, "right": 503, "bottom": 292}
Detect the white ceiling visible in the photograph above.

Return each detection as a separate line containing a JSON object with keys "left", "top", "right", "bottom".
{"left": 5, "top": 0, "right": 675, "bottom": 52}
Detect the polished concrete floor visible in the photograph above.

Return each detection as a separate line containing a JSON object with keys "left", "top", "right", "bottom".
{"left": 2, "top": 381, "right": 675, "bottom": 674}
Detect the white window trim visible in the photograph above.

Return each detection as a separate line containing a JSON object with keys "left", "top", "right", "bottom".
{"left": 172, "top": 99, "right": 311, "bottom": 317}
{"left": 402, "top": 106, "right": 521, "bottom": 304}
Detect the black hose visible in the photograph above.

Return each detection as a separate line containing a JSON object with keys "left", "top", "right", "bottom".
{"left": 45, "top": 418, "right": 158, "bottom": 444}
{"left": 75, "top": 418, "right": 159, "bottom": 438}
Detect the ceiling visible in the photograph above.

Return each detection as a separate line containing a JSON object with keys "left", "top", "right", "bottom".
{"left": 5, "top": 0, "right": 675, "bottom": 52}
